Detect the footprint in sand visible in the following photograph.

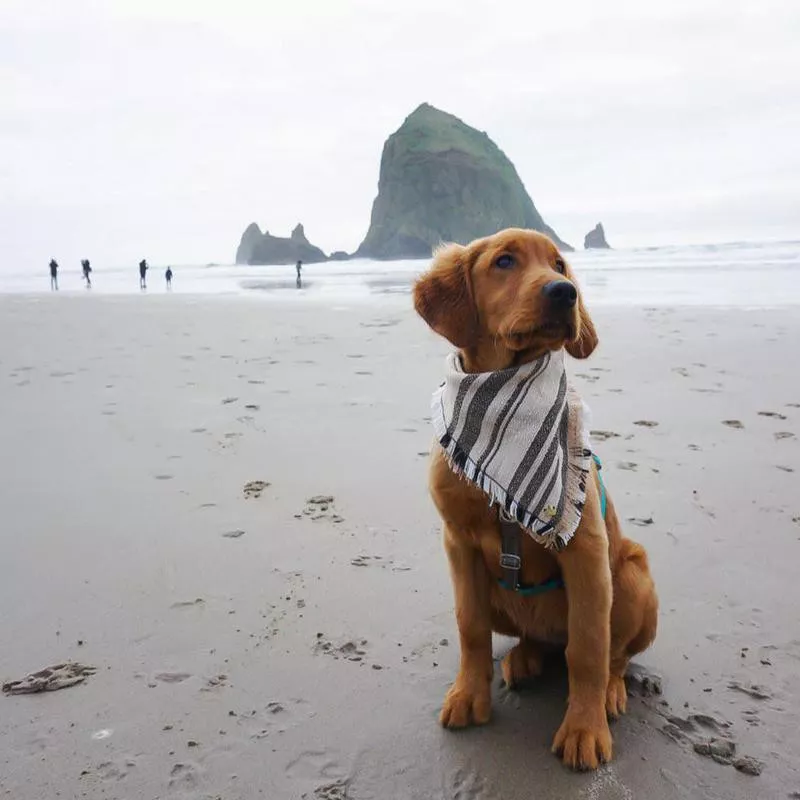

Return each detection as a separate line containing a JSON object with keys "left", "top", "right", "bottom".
{"left": 92, "top": 757, "right": 138, "bottom": 782}
{"left": 170, "top": 598, "right": 204, "bottom": 609}
{"left": 634, "top": 420, "right": 659, "bottom": 427}
{"left": 151, "top": 671, "right": 192, "bottom": 684}
{"left": 626, "top": 663, "right": 663, "bottom": 697}
{"left": 243, "top": 480, "right": 270, "bottom": 499}
{"left": 235, "top": 698, "right": 309, "bottom": 740}
{"left": 168, "top": 762, "right": 202, "bottom": 790}
{"left": 628, "top": 516, "right": 654, "bottom": 527}
{"left": 617, "top": 461, "right": 638, "bottom": 471}
{"left": 221, "top": 396, "right": 238, "bottom": 405}
{"left": 759, "top": 411, "right": 787, "bottom": 420}
{"left": 722, "top": 420, "right": 744, "bottom": 429}
{"left": 591, "top": 430, "right": 620, "bottom": 442}
{"left": 222, "top": 529, "right": 246, "bottom": 539}
{"left": 312, "top": 781, "right": 349, "bottom": 799}
{"left": 3, "top": 662, "right": 97, "bottom": 694}
{"left": 727, "top": 680, "right": 772, "bottom": 700}
{"left": 314, "top": 635, "right": 369, "bottom": 662}
{"left": 774, "top": 431, "right": 795, "bottom": 441}
{"left": 350, "top": 554, "right": 411, "bottom": 572}
{"left": 299, "top": 496, "right": 344, "bottom": 523}
{"left": 629, "top": 669, "right": 762, "bottom": 776}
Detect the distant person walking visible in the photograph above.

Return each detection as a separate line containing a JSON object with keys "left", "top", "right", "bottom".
{"left": 296, "top": 259, "right": 302, "bottom": 288}
{"left": 139, "top": 259, "right": 148, "bottom": 289}
{"left": 165, "top": 266, "right": 173, "bottom": 289}
{"left": 81, "top": 259, "right": 92, "bottom": 288}
{"left": 49, "top": 259, "right": 59, "bottom": 291}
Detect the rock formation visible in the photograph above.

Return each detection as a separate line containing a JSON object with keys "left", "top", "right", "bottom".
{"left": 355, "top": 103, "right": 570, "bottom": 259}
{"left": 235, "top": 223, "right": 327, "bottom": 265}
{"left": 584, "top": 223, "right": 610, "bottom": 249}
{"left": 235, "top": 222, "right": 264, "bottom": 265}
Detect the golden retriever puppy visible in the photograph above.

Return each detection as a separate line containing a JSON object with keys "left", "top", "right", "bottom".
{"left": 413, "top": 228, "right": 657, "bottom": 770}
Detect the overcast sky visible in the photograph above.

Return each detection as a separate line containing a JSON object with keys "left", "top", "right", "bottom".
{"left": 2, "top": 0, "right": 799, "bottom": 270}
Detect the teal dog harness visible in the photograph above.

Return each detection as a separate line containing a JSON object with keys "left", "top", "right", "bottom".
{"left": 498, "top": 455, "right": 606, "bottom": 596}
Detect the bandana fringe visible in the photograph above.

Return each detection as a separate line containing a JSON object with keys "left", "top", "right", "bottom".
{"left": 430, "top": 353, "right": 593, "bottom": 551}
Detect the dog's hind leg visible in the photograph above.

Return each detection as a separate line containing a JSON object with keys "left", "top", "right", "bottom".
{"left": 501, "top": 638, "right": 545, "bottom": 689}
{"left": 607, "top": 536, "right": 658, "bottom": 718}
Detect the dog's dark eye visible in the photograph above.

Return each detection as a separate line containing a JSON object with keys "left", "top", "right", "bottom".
{"left": 554, "top": 258, "right": 566, "bottom": 274}
{"left": 495, "top": 254, "right": 514, "bottom": 270}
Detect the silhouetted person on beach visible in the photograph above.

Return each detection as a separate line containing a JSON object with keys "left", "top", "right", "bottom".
{"left": 81, "top": 259, "right": 92, "bottom": 288}
{"left": 165, "top": 266, "right": 173, "bottom": 289}
{"left": 296, "top": 259, "right": 302, "bottom": 288}
{"left": 49, "top": 259, "right": 59, "bottom": 291}
{"left": 139, "top": 259, "right": 148, "bottom": 289}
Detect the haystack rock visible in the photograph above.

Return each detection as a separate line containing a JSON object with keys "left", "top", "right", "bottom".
{"left": 235, "top": 223, "right": 327, "bottom": 265}
{"left": 355, "top": 103, "right": 570, "bottom": 260}
{"left": 584, "top": 222, "right": 611, "bottom": 249}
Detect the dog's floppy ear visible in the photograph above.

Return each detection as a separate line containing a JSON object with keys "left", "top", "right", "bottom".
{"left": 562, "top": 260, "right": 598, "bottom": 359}
{"left": 413, "top": 243, "right": 478, "bottom": 348}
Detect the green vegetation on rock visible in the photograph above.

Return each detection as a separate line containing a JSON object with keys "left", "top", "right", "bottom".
{"left": 356, "top": 103, "right": 570, "bottom": 259}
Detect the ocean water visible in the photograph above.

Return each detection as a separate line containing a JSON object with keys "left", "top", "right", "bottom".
{"left": 3, "top": 240, "right": 800, "bottom": 308}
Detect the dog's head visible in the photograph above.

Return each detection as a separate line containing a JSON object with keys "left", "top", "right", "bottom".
{"left": 413, "top": 228, "right": 597, "bottom": 367}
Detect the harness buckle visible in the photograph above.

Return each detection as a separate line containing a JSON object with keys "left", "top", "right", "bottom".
{"left": 499, "top": 553, "right": 522, "bottom": 570}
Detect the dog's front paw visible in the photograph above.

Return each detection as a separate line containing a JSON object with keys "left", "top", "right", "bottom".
{"left": 439, "top": 679, "right": 491, "bottom": 729}
{"left": 605, "top": 675, "right": 627, "bottom": 719}
{"left": 552, "top": 710, "right": 612, "bottom": 770}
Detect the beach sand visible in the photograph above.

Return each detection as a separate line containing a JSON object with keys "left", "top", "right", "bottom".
{"left": 0, "top": 294, "right": 798, "bottom": 799}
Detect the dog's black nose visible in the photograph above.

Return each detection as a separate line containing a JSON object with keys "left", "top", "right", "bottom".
{"left": 542, "top": 280, "right": 577, "bottom": 309}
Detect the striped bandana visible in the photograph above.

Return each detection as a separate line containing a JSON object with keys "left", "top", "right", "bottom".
{"left": 431, "top": 349, "right": 592, "bottom": 550}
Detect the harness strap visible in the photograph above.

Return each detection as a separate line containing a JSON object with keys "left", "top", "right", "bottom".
{"left": 497, "top": 453, "right": 607, "bottom": 597}
{"left": 593, "top": 454, "right": 607, "bottom": 518}
{"left": 499, "top": 514, "right": 523, "bottom": 591}
{"left": 498, "top": 515, "right": 565, "bottom": 596}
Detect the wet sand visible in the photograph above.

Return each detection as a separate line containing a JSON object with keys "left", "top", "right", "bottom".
{"left": 0, "top": 295, "right": 798, "bottom": 799}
